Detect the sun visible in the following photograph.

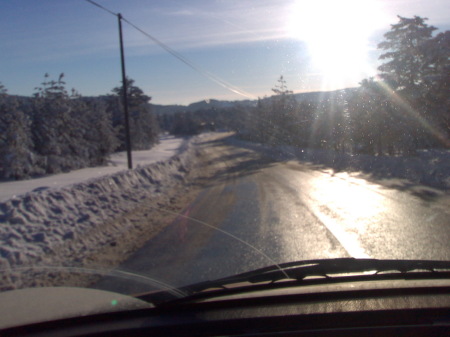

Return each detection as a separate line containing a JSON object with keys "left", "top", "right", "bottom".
{"left": 287, "top": 0, "right": 385, "bottom": 89}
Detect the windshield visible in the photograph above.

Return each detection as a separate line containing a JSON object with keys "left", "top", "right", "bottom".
{"left": 0, "top": 0, "right": 449, "bottom": 323}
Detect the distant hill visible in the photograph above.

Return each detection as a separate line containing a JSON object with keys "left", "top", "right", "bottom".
{"left": 151, "top": 87, "right": 359, "bottom": 114}
{"left": 8, "top": 87, "right": 359, "bottom": 115}
{"left": 151, "top": 98, "right": 256, "bottom": 115}
{"left": 292, "top": 87, "right": 358, "bottom": 102}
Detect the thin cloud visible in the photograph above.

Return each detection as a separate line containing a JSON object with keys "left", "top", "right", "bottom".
{"left": 164, "top": 9, "right": 196, "bottom": 16}
{"left": 120, "top": 0, "right": 289, "bottom": 51}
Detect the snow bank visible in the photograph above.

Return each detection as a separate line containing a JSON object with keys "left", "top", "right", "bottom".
{"left": 0, "top": 135, "right": 185, "bottom": 203}
{"left": 230, "top": 138, "right": 450, "bottom": 190}
{"left": 0, "top": 136, "right": 199, "bottom": 288}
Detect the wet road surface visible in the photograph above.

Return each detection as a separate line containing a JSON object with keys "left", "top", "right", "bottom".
{"left": 96, "top": 134, "right": 450, "bottom": 294}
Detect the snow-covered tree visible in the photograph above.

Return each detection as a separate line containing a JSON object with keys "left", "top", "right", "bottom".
{"left": 109, "top": 78, "right": 159, "bottom": 150}
{"left": 0, "top": 83, "right": 34, "bottom": 179}
{"left": 32, "top": 73, "right": 89, "bottom": 173}
{"left": 79, "top": 98, "right": 119, "bottom": 164}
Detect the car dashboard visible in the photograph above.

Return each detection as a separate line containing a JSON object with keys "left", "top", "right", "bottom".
{"left": 2, "top": 279, "right": 449, "bottom": 336}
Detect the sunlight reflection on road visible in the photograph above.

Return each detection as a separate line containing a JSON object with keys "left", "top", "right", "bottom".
{"left": 311, "top": 172, "right": 388, "bottom": 230}
{"left": 286, "top": 168, "right": 393, "bottom": 259}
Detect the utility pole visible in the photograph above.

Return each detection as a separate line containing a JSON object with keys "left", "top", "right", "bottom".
{"left": 117, "top": 13, "right": 132, "bottom": 169}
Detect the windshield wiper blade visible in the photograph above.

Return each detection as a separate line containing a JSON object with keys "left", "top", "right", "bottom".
{"left": 182, "top": 258, "right": 450, "bottom": 294}
{"left": 137, "top": 258, "right": 450, "bottom": 305}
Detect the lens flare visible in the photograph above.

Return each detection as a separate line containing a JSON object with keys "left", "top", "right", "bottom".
{"left": 287, "top": 0, "right": 386, "bottom": 89}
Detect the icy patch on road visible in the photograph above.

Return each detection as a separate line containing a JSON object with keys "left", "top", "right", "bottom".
{"left": 0, "top": 135, "right": 201, "bottom": 288}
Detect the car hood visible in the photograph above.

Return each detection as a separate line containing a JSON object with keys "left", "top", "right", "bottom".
{"left": 0, "top": 286, "right": 152, "bottom": 330}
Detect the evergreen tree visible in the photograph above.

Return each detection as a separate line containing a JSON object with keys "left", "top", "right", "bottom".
{"left": 110, "top": 78, "right": 159, "bottom": 150}
{"left": 78, "top": 98, "right": 119, "bottom": 165}
{"left": 270, "top": 76, "right": 299, "bottom": 145}
{"left": 377, "top": 16, "right": 444, "bottom": 150}
{"left": 420, "top": 31, "right": 450, "bottom": 144}
{"left": 378, "top": 16, "right": 437, "bottom": 94}
{"left": 348, "top": 79, "right": 394, "bottom": 155}
{"left": 0, "top": 83, "right": 34, "bottom": 179}
{"left": 170, "top": 111, "right": 200, "bottom": 136}
{"left": 253, "top": 97, "right": 274, "bottom": 143}
{"left": 32, "top": 73, "right": 88, "bottom": 173}
{"left": 111, "top": 77, "right": 150, "bottom": 107}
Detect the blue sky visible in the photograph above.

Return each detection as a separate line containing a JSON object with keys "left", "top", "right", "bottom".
{"left": 1, "top": 0, "right": 449, "bottom": 105}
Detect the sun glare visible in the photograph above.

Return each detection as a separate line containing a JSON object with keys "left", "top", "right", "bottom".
{"left": 287, "top": 0, "right": 386, "bottom": 89}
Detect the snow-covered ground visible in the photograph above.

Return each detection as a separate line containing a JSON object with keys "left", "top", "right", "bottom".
{"left": 0, "top": 134, "right": 201, "bottom": 289}
{"left": 1, "top": 132, "right": 447, "bottom": 290}
{"left": 0, "top": 135, "right": 186, "bottom": 203}
{"left": 229, "top": 137, "right": 450, "bottom": 191}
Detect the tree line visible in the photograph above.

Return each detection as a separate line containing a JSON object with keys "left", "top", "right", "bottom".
{"left": 168, "top": 16, "right": 449, "bottom": 155}
{"left": 0, "top": 75, "right": 159, "bottom": 180}
{"left": 1, "top": 15, "right": 448, "bottom": 180}
{"left": 248, "top": 16, "right": 449, "bottom": 154}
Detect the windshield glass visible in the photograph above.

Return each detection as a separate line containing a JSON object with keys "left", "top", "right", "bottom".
{"left": 0, "top": 0, "right": 449, "bottom": 322}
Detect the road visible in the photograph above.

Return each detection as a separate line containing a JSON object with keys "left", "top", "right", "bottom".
{"left": 95, "top": 133, "right": 450, "bottom": 294}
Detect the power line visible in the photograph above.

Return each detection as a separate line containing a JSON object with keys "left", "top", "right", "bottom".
{"left": 85, "top": 0, "right": 117, "bottom": 16}
{"left": 84, "top": 0, "right": 257, "bottom": 100}
{"left": 86, "top": 0, "right": 132, "bottom": 169}
{"left": 121, "top": 17, "right": 256, "bottom": 99}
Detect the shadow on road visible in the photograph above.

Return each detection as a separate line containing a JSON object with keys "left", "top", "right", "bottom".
{"left": 222, "top": 135, "right": 449, "bottom": 203}
{"left": 191, "top": 136, "right": 278, "bottom": 188}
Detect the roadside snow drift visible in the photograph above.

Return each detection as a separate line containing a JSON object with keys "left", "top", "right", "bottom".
{"left": 0, "top": 136, "right": 198, "bottom": 289}
{"left": 230, "top": 138, "right": 450, "bottom": 190}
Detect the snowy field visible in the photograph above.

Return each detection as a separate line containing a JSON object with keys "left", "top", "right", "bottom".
{"left": 0, "top": 135, "right": 186, "bottom": 203}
